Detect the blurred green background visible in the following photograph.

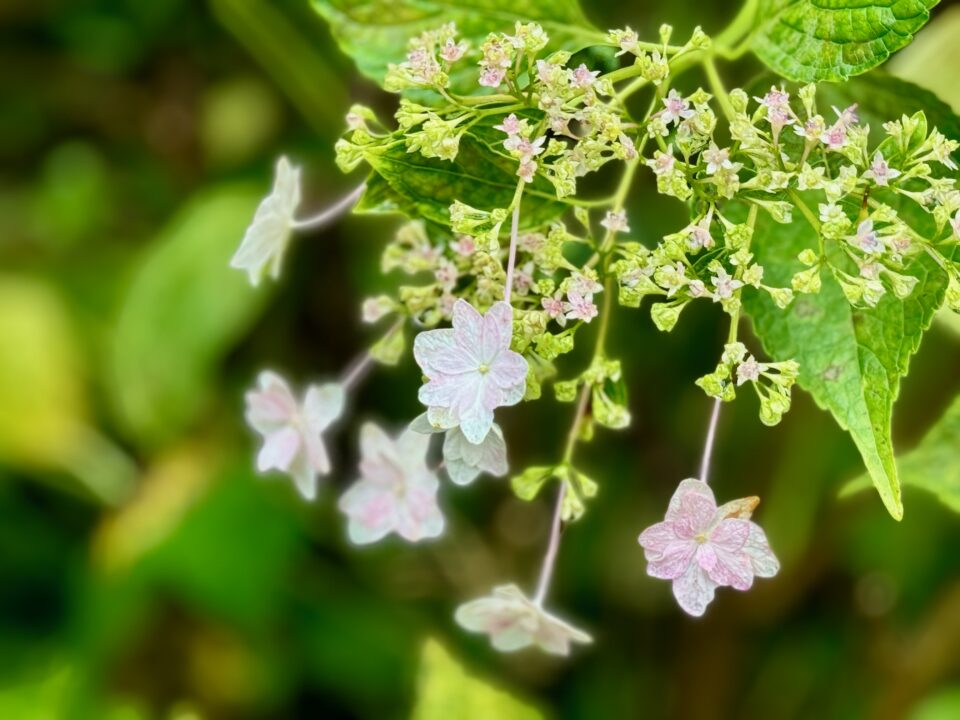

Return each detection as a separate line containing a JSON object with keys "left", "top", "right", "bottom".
{"left": 3, "top": 1, "right": 960, "bottom": 718}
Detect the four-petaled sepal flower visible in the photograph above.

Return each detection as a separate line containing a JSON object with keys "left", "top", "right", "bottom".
{"left": 638, "top": 479, "right": 779, "bottom": 617}
{"left": 413, "top": 300, "right": 528, "bottom": 444}
{"left": 245, "top": 370, "right": 344, "bottom": 501}
{"left": 339, "top": 422, "right": 445, "bottom": 544}
{"left": 455, "top": 584, "right": 592, "bottom": 656}
{"left": 231, "top": 156, "right": 301, "bottom": 286}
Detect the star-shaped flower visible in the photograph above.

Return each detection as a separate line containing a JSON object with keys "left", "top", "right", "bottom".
{"left": 245, "top": 371, "right": 344, "bottom": 501}
{"left": 455, "top": 584, "right": 592, "bottom": 655}
{"left": 231, "top": 156, "right": 301, "bottom": 286}
{"left": 638, "top": 479, "right": 779, "bottom": 617}
{"left": 864, "top": 152, "right": 901, "bottom": 187}
{"left": 413, "top": 300, "right": 527, "bottom": 444}
{"left": 338, "top": 422, "right": 444, "bottom": 545}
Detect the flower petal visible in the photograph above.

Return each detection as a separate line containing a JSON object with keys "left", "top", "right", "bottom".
{"left": 413, "top": 328, "right": 477, "bottom": 376}
{"left": 743, "top": 522, "right": 780, "bottom": 578}
{"left": 246, "top": 371, "right": 298, "bottom": 432}
{"left": 709, "top": 518, "right": 750, "bottom": 554}
{"left": 257, "top": 426, "right": 301, "bottom": 473}
{"left": 666, "top": 479, "right": 716, "bottom": 522}
{"left": 671, "top": 562, "right": 718, "bottom": 617}
{"left": 673, "top": 492, "right": 717, "bottom": 538}
{"left": 480, "top": 301, "right": 513, "bottom": 362}
{"left": 339, "top": 482, "right": 397, "bottom": 545}
{"left": 303, "top": 382, "right": 345, "bottom": 432}
{"left": 452, "top": 299, "right": 484, "bottom": 349}
{"left": 490, "top": 349, "right": 528, "bottom": 390}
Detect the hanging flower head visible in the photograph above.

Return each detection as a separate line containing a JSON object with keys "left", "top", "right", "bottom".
{"left": 455, "top": 584, "right": 592, "bottom": 655}
{"left": 231, "top": 156, "right": 302, "bottom": 286}
{"left": 638, "top": 479, "right": 779, "bottom": 617}
{"left": 339, "top": 423, "right": 444, "bottom": 544}
{"left": 245, "top": 371, "right": 344, "bottom": 501}
{"left": 413, "top": 300, "right": 527, "bottom": 444}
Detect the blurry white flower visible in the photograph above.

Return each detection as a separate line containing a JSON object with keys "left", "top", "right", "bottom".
{"left": 245, "top": 370, "right": 344, "bottom": 500}
{"left": 455, "top": 584, "right": 592, "bottom": 655}
{"left": 339, "top": 423, "right": 444, "bottom": 544}
{"left": 231, "top": 156, "right": 301, "bottom": 286}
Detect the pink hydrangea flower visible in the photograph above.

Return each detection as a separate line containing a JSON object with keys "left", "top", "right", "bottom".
{"left": 660, "top": 89, "right": 694, "bottom": 126}
{"left": 563, "top": 291, "right": 598, "bottom": 323}
{"left": 455, "top": 584, "right": 592, "bottom": 655}
{"left": 854, "top": 220, "right": 882, "bottom": 255}
{"left": 245, "top": 371, "right": 344, "bottom": 501}
{"left": 864, "top": 152, "right": 901, "bottom": 186}
{"left": 638, "top": 479, "right": 779, "bottom": 617}
{"left": 600, "top": 210, "right": 630, "bottom": 234}
{"left": 494, "top": 113, "right": 523, "bottom": 137}
{"left": 413, "top": 300, "right": 527, "bottom": 444}
{"left": 230, "top": 156, "right": 301, "bottom": 286}
{"left": 571, "top": 63, "right": 599, "bottom": 89}
{"left": 702, "top": 144, "right": 733, "bottom": 175}
{"left": 440, "top": 38, "right": 468, "bottom": 63}
{"left": 339, "top": 423, "right": 444, "bottom": 544}
{"left": 541, "top": 293, "right": 566, "bottom": 325}
{"left": 479, "top": 67, "right": 506, "bottom": 88}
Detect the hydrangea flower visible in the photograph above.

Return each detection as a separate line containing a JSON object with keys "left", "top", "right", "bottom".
{"left": 230, "top": 156, "right": 301, "bottom": 286}
{"left": 864, "top": 152, "right": 900, "bottom": 187}
{"left": 338, "top": 422, "right": 444, "bottom": 544}
{"left": 410, "top": 413, "right": 508, "bottom": 485}
{"left": 455, "top": 584, "right": 592, "bottom": 655}
{"left": 413, "top": 300, "right": 527, "bottom": 444}
{"left": 638, "top": 479, "right": 779, "bottom": 617}
{"left": 245, "top": 370, "right": 344, "bottom": 501}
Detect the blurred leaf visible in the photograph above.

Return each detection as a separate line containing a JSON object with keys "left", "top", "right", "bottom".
{"left": 201, "top": 77, "right": 283, "bottom": 168}
{"left": 411, "top": 639, "right": 543, "bottom": 720}
{"left": 0, "top": 662, "right": 143, "bottom": 720}
{"left": 911, "top": 686, "right": 960, "bottom": 720}
{"left": 744, "top": 74, "right": 960, "bottom": 520}
{"left": 359, "top": 136, "right": 565, "bottom": 229}
{"left": 842, "top": 395, "right": 960, "bottom": 513}
{"left": 108, "top": 185, "right": 270, "bottom": 449}
{"left": 312, "top": 0, "right": 600, "bottom": 92}
{"left": 752, "top": 0, "right": 938, "bottom": 82}
{"left": 0, "top": 277, "right": 85, "bottom": 466}
{"left": 889, "top": 6, "right": 960, "bottom": 113}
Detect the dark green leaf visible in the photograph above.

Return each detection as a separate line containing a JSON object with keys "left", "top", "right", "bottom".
{"left": 752, "top": 0, "right": 939, "bottom": 82}
{"left": 359, "top": 136, "right": 566, "bottom": 228}
{"left": 743, "top": 74, "right": 960, "bottom": 519}
{"left": 312, "top": 0, "right": 600, "bottom": 91}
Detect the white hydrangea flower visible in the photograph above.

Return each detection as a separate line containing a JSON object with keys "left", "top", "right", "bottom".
{"left": 409, "top": 413, "right": 508, "bottom": 485}
{"left": 339, "top": 423, "right": 444, "bottom": 545}
{"left": 245, "top": 370, "right": 344, "bottom": 501}
{"left": 231, "top": 156, "right": 302, "bottom": 286}
{"left": 455, "top": 584, "right": 592, "bottom": 656}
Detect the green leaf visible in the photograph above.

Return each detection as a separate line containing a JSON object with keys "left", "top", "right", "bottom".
{"left": 358, "top": 136, "right": 566, "bottom": 229}
{"left": 312, "top": 0, "right": 599, "bottom": 91}
{"left": 743, "top": 75, "right": 960, "bottom": 519}
{"left": 108, "top": 186, "right": 270, "bottom": 449}
{"left": 752, "top": 0, "right": 939, "bottom": 82}
{"left": 842, "top": 395, "right": 960, "bottom": 513}
{"left": 411, "top": 639, "right": 543, "bottom": 720}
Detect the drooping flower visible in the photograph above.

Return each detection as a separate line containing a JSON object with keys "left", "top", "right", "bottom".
{"left": 413, "top": 300, "right": 527, "bottom": 444}
{"left": 455, "top": 584, "right": 592, "bottom": 655}
{"left": 410, "top": 413, "right": 508, "bottom": 485}
{"left": 338, "top": 422, "right": 444, "bottom": 544}
{"left": 245, "top": 370, "right": 344, "bottom": 501}
{"left": 638, "top": 479, "right": 779, "bottom": 617}
{"left": 230, "top": 156, "right": 301, "bottom": 286}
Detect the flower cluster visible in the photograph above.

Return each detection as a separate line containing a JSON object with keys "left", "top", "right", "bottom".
{"left": 231, "top": 13, "right": 960, "bottom": 656}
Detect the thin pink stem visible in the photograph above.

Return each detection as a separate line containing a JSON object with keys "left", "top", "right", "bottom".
{"left": 533, "top": 480, "right": 566, "bottom": 606}
{"left": 503, "top": 203, "right": 521, "bottom": 303}
{"left": 340, "top": 352, "right": 373, "bottom": 390}
{"left": 699, "top": 398, "right": 722, "bottom": 484}
{"left": 290, "top": 183, "right": 366, "bottom": 231}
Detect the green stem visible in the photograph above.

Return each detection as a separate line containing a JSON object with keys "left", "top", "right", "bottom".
{"left": 703, "top": 56, "right": 736, "bottom": 122}
{"left": 713, "top": 0, "right": 760, "bottom": 54}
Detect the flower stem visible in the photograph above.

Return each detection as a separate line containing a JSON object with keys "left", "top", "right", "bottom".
{"left": 503, "top": 180, "right": 525, "bottom": 303}
{"left": 340, "top": 317, "right": 404, "bottom": 389}
{"left": 290, "top": 182, "right": 366, "bottom": 230}
{"left": 702, "top": 56, "right": 735, "bottom": 123}
{"left": 699, "top": 397, "right": 723, "bottom": 484}
{"left": 533, "top": 479, "right": 566, "bottom": 606}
